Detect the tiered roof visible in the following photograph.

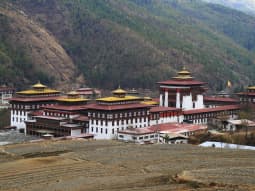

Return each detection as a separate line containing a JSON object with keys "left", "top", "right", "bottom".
{"left": 16, "top": 82, "right": 60, "bottom": 96}
{"left": 96, "top": 87, "right": 143, "bottom": 104}
{"left": 43, "top": 91, "right": 89, "bottom": 112}
{"left": 86, "top": 87, "right": 150, "bottom": 111}
{"left": 157, "top": 67, "right": 206, "bottom": 87}
{"left": 57, "top": 91, "right": 89, "bottom": 103}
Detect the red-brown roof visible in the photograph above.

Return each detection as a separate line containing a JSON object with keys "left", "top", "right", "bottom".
{"left": 73, "top": 115, "right": 89, "bottom": 122}
{"left": 204, "top": 97, "right": 239, "bottom": 103}
{"left": 29, "top": 110, "right": 44, "bottom": 116}
{"left": 8, "top": 96, "right": 61, "bottom": 102}
{"left": 118, "top": 128, "right": 153, "bottom": 135}
{"left": 118, "top": 123, "right": 207, "bottom": 135}
{"left": 149, "top": 123, "right": 207, "bottom": 134}
{"left": 157, "top": 80, "right": 206, "bottom": 86}
{"left": 150, "top": 106, "right": 181, "bottom": 113}
{"left": 42, "top": 104, "right": 87, "bottom": 111}
{"left": 183, "top": 105, "right": 240, "bottom": 115}
{"left": 85, "top": 103, "right": 150, "bottom": 111}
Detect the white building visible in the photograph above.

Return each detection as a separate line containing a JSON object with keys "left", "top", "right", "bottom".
{"left": 9, "top": 82, "right": 61, "bottom": 132}
{"left": 157, "top": 67, "right": 206, "bottom": 110}
{"left": 117, "top": 123, "right": 203, "bottom": 144}
{"left": 86, "top": 88, "right": 151, "bottom": 140}
{"left": 224, "top": 119, "right": 255, "bottom": 132}
{"left": 0, "top": 86, "right": 15, "bottom": 109}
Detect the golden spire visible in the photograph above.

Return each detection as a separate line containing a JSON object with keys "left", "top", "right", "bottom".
{"left": 112, "top": 86, "right": 127, "bottom": 98}
{"left": 32, "top": 81, "right": 47, "bottom": 89}
{"left": 173, "top": 66, "right": 193, "bottom": 80}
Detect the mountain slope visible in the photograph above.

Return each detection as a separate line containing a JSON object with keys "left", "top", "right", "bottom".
{"left": 203, "top": 0, "right": 255, "bottom": 16}
{"left": 0, "top": 2, "right": 84, "bottom": 89}
{"left": 2, "top": 0, "right": 255, "bottom": 90}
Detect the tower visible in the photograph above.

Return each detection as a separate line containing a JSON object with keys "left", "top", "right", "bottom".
{"left": 157, "top": 67, "right": 207, "bottom": 110}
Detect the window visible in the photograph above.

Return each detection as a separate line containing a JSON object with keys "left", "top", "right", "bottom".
{"left": 132, "top": 136, "right": 137, "bottom": 140}
{"left": 112, "top": 129, "right": 114, "bottom": 134}
{"left": 96, "top": 127, "right": 98, "bottom": 133}
{"left": 139, "top": 137, "right": 143, "bottom": 140}
{"left": 105, "top": 128, "right": 108, "bottom": 134}
{"left": 119, "top": 135, "right": 124, "bottom": 138}
{"left": 101, "top": 128, "right": 103, "bottom": 133}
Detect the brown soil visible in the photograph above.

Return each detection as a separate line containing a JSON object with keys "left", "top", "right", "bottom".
{"left": 0, "top": 140, "right": 254, "bottom": 191}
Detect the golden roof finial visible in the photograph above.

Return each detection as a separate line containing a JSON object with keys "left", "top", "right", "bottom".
{"left": 112, "top": 85, "right": 127, "bottom": 96}
{"left": 173, "top": 65, "right": 193, "bottom": 80}
{"left": 32, "top": 81, "right": 47, "bottom": 89}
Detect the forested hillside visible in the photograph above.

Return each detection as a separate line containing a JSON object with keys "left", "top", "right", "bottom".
{"left": 1, "top": 0, "right": 255, "bottom": 90}
{"left": 203, "top": 0, "right": 255, "bottom": 16}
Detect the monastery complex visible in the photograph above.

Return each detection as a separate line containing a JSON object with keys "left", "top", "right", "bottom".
{"left": 7, "top": 67, "right": 253, "bottom": 142}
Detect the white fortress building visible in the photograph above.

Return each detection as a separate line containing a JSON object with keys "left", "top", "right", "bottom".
{"left": 9, "top": 82, "right": 61, "bottom": 132}
{"left": 158, "top": 67, "right": 206, "bottom": 110}
{"left": 86, "top": 88, "right": 151, "bottom": 139}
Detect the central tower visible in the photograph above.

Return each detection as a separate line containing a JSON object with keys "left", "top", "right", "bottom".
{"left": 157, "top": 67, "right": 207, "bottom": 110}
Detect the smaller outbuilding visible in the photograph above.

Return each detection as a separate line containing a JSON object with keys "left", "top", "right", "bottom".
{"left": 118, "top": 122, "right": 206, "bottom": 144}
{"left": 224, "top": 119, "right": 255, "bottom": 132}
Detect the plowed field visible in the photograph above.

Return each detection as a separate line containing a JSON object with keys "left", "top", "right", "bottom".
{"left": 0, "top": 140, "right": 254, "bottom": 191}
